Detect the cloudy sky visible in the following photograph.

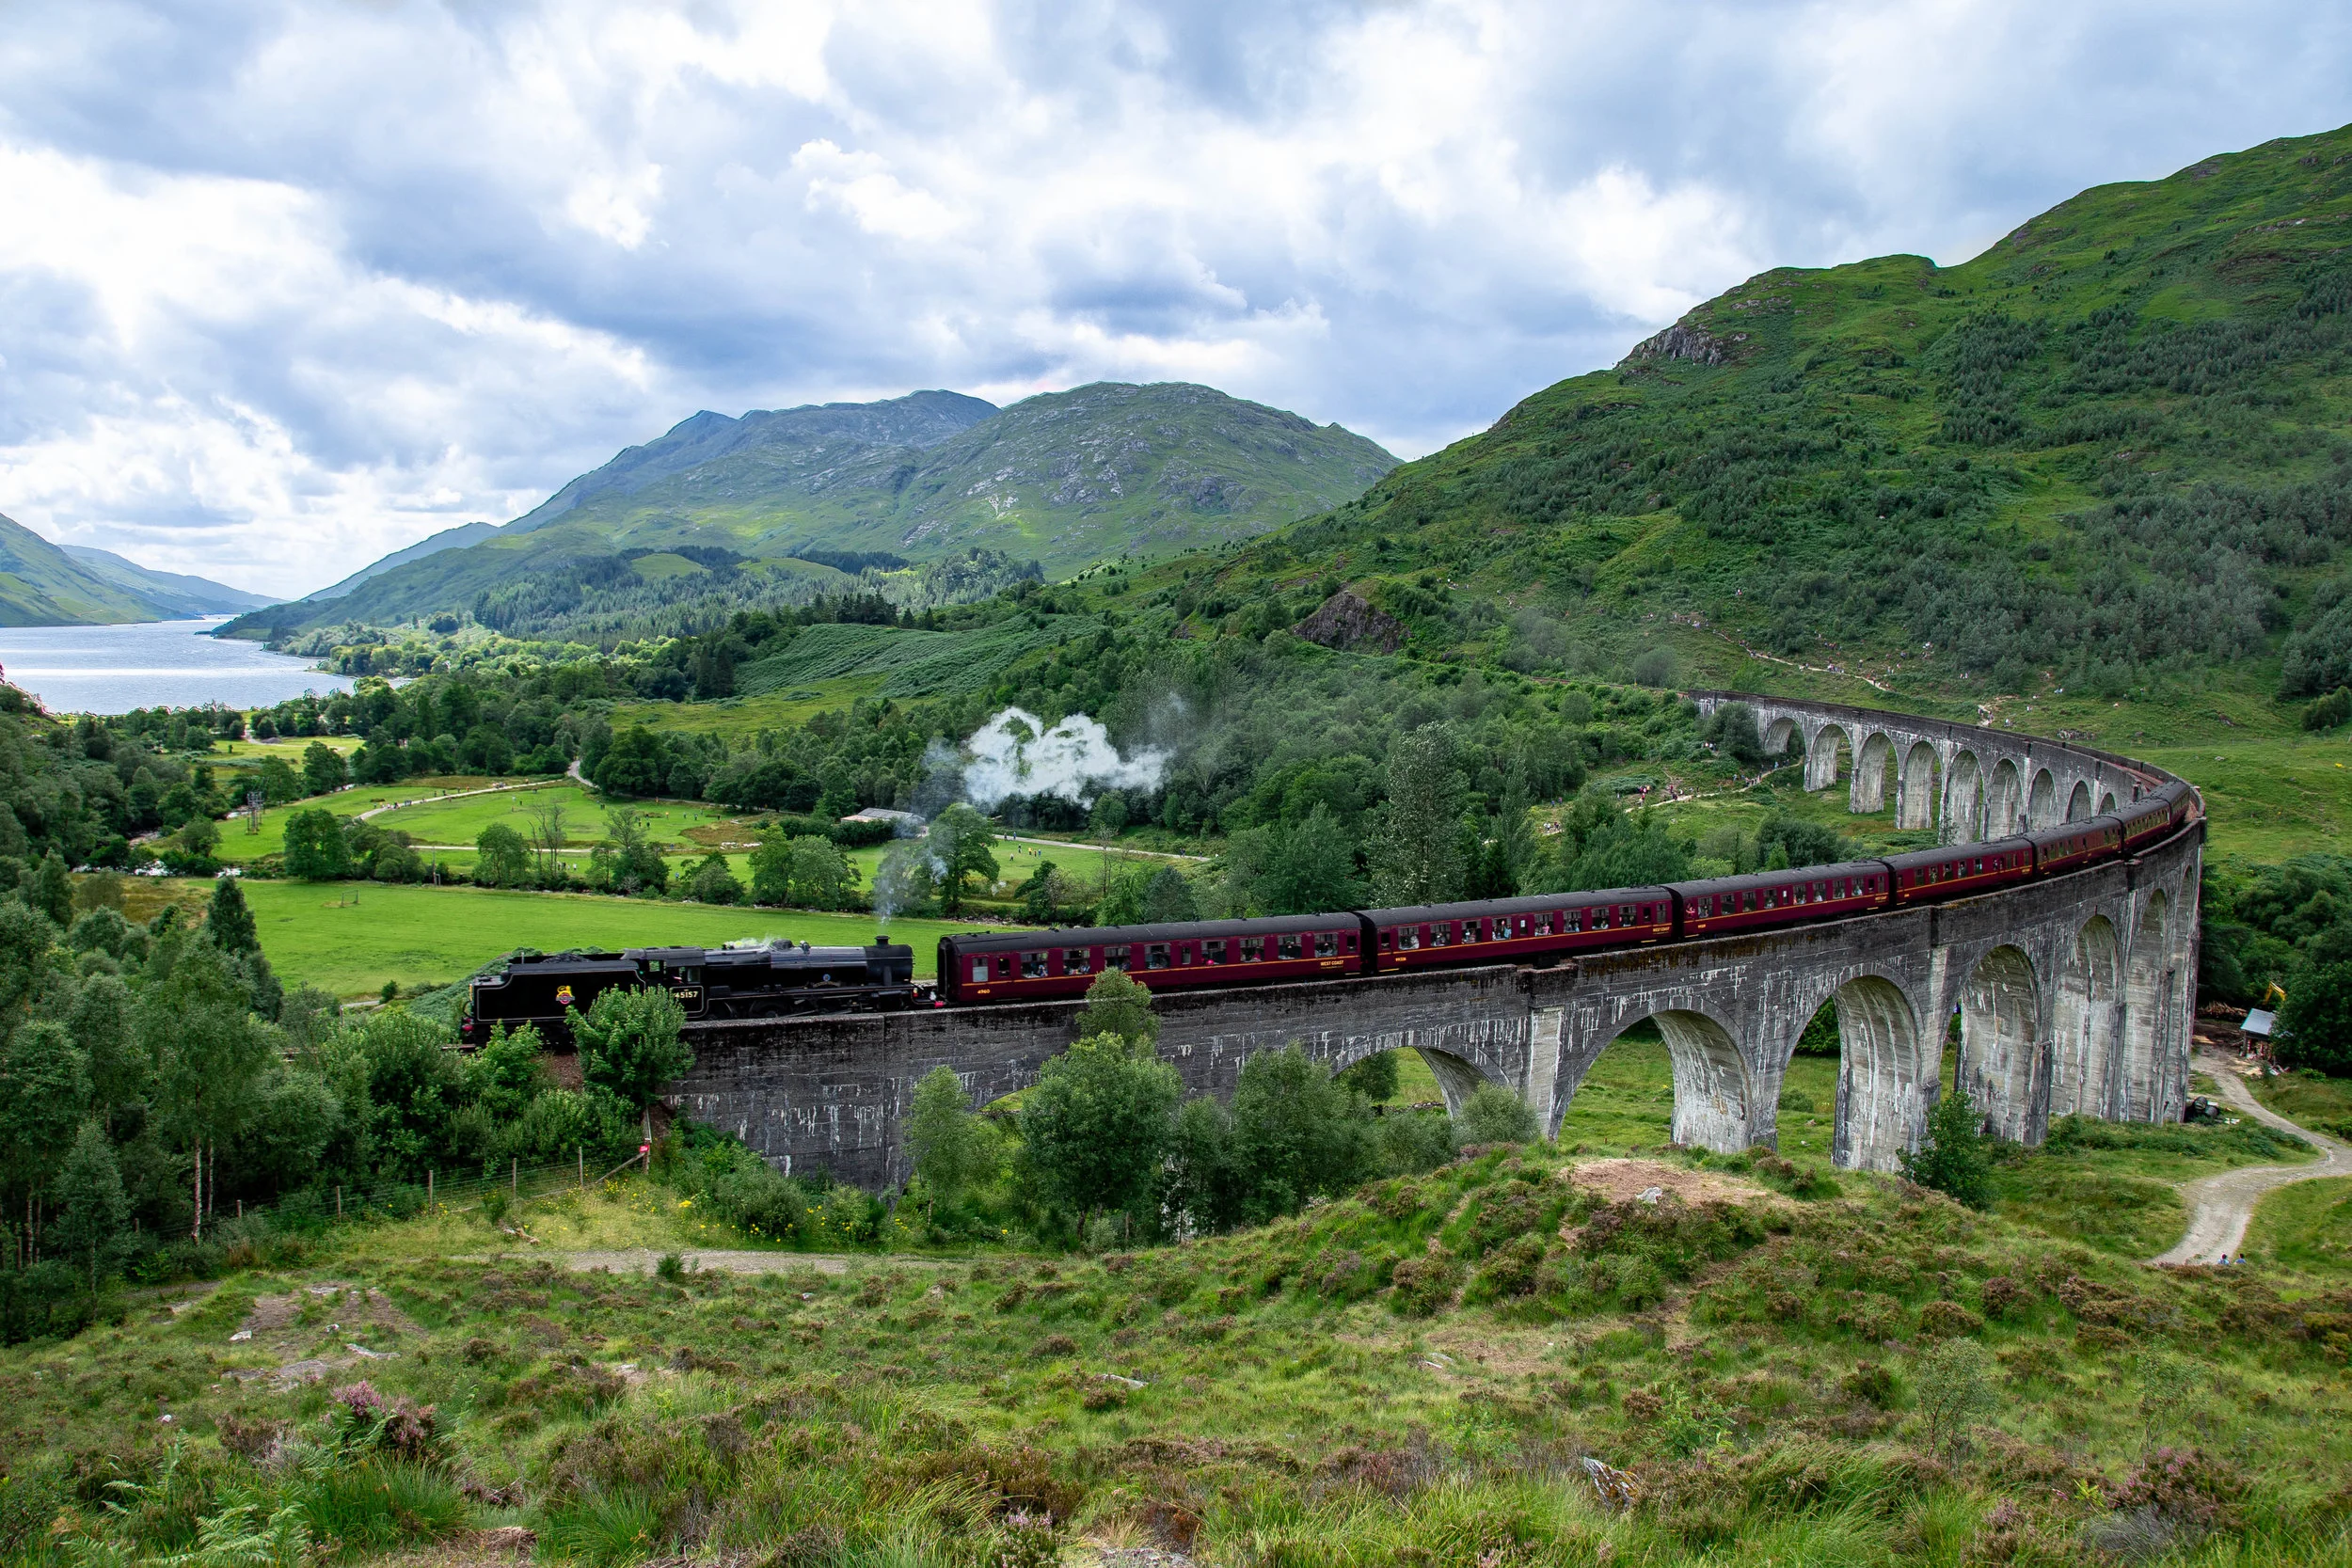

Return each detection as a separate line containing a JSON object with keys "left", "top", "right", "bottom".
{"left": 2, "top": 1, "right": 2345, "bottom": 598}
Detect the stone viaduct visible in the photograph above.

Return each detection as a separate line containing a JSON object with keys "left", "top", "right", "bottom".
{"left": 669, "top": 693, "right": 2201, "bottom": 1191}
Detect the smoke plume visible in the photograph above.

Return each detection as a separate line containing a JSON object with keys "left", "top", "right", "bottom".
{"left": 959, "top": 706, "right": 1167, "bottom": 809}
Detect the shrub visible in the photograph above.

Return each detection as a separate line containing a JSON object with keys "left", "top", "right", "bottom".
{"left": 2302, "top": 687, "right": 2352, "bottom": 731}
{"left": 1918, "top": 1300, "right": 1984, "bottom": 1338}
{"left": 1979, "top": 1275, "right": 2026, "bottom": 1320}
{"left": 1465, "top": 1234, "right": 1549, "bottom": 1303}
{"left": 1912, "top": 1338, "right": 1994, "bottom": 1457}
{"left": 1455, "top": 1084, "right": 1539, "bottom": 1145}
{"left": 1900, "top": 1086, "right": 1994, "bottom": 1209}
{"left": 1841, "top": 1362, "right": 1899, "bottom": 1408}
{"left": 1389, "top": 1255, "right": 1463, "bottom": 1316}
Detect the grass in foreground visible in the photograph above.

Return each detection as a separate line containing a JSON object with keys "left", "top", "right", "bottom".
{"left": 9, "top": 1143, "right": 2351, "bottom": 1568}
{"left": 2247, "top": 1177, "right": 2352, "bottom": 1278}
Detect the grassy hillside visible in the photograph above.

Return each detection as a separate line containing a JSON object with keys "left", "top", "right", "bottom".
{"left": 59, "top": 546, "right": 271, "bottom": 615}
{"left": 0, "top": 512, "right": 192, "bottom": 626}
{"left": 223, "top": 384, "right": 1396, "bottom": 644}
{"left": 10, "top": 1132, "right": 2350, "bottom": 1567}
{"left": 1169, "top": 123, "right": 2352, "bottom": 729}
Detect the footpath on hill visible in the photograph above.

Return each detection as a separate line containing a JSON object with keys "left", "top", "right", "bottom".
{"left": 2153, "top": 1053, "right": 2350, "bottom": 1266}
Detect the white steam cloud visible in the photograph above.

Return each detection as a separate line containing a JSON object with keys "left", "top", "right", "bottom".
{"left": 959, "top": 707, "right": 1167, "bottom": 810}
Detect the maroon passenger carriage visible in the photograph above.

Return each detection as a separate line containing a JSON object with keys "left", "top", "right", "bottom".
{"left": 1670, "top": 859, "right": 1891, "bottom": 937}
{"left": 1361, "top": 888, "right": 1673, "bottom": 972}
{"left": 935, "top": 912, "right": 1363, "bottom": 1006}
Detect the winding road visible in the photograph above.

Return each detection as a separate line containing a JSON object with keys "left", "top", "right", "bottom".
{"left": 2151, "top": 1053, "right": 2349, "bottom": 1266}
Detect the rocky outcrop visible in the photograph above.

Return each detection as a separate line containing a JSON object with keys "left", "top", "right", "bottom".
{"left": 1618, "top": 321, "right": 1729, "bottom": 368}
{"left": 1292, "top": 590, "right": 1406, "bottom": 653}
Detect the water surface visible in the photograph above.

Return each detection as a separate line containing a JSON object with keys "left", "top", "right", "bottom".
{"left": 0, "top": 618, "right": 355, "bottom": 715}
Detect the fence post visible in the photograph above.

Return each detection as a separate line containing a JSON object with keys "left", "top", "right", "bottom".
{"left": 428, "top": 1170, "right": 434, "bottom": 1206}
{"left": 511, "top": 1157, "right": 518, "bottom": 1196}
{"left": 336, "top": 1184, "right": 342, "bottom": 1219}
{"left": 578, "top": 1147, "right": 584, "bottom": 1192}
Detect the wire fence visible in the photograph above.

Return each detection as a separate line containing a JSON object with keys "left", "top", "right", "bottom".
{"left": 217, "top": 1147, "right": 651, "bottom": 1237}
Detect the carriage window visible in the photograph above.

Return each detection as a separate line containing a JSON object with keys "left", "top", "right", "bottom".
{"left": 1241, "top": 937, "right": 1263, "bottom": 960}
{"left": 1104, "top": 945, "right": 1132, "bottom": 971}
{"left": 1431, "top": 923, "right": 1453, "bottom": 946}
{"left": 1815, "top": 881, "right": 1828, "bottom": 900}
{"left": 1205, "top": 940, "right": 1226, "bottom": 964}
{"left": 1066, "top": 948, "right": 1092, "bottom": 974}
{"left": 1534, "top": 912, "right": 1553, "bottom": 935}
{"left": 1621, "top": 905, "right": 1636, "bottom": 926}
{"left": 1279, "top": 933, "right": 1303, "bottom": 958}
{"left": 1460, "top": 920, "right": 1478, "bottom": 943}
{"left": 972, "top": 958, "right": 988, "bottom": 982}
{"left": 1314, "top": 931, "right": 1338, "bottom": 958}
{"left": 1379, "top": 930, "right": 1393, "bottom": 950}
{"left": 1399, "top": 927, "right": 1420, "bottom": 949}
{"left": 1146, "top": 944, "right": 1170, "bottom": 970}
{"left": 1022, "top": 951, "right": 1048, "bottom": 978}
{"left": 1177, "top": 943, "right": 1193, "bottom": 965}
{"left": 1344, "top": 934, "right": 1358, "bottom": 951}
{"left": 995, "top": 956, "right": 1013, "bottom": 979}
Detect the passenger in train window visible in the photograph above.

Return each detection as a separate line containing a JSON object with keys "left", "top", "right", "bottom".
{"left": 1315, "top": 931, "right": 1338, "bottom": 958}
{"left": 1066, "top": 947, "right": 1091, "bottom": 974}
{"left": 1241, "top": 936, "right": 1263, "bottom": 960}
{"left": 1279, "top": 933, "right": 1303, "bottom": 958}
{"left": 1105, "top": 945, "right": 1132, "bottom": 971}
{"left": 1432, "top": 923, "right": 1453, "bottom": 946}
{"left": 1205, "top": 940, "right": 1226, "bottom": 964}
{"left": 1022, "top": 951, "right": 1047, "bottom": 978}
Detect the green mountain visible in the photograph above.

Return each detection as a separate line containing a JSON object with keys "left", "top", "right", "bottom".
{"left": 1185, "top": 122, "right": 2352, "bottom": 712}
{"left": 60, "top": 545, "right": 271, "bottom": 616}
{"left": 225, "top": 383, "right": 1395, "bottom": 643}
{"left": 304, "top": 521, "right": 501, "bottom": 601}
{"left": 0, "top": 513, "right": 268, "bottom": 626}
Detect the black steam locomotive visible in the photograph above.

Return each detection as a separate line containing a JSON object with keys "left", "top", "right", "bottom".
{"left": 459, "top": 937, "right": 917, "bottom": 1045}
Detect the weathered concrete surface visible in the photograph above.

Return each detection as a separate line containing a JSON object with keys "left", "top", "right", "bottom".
{"left": 668, "top": 694, "right": 2203, "bottom": 1192}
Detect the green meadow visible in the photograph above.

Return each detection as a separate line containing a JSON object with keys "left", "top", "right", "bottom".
{"left": 139, "top": 878, "right": 1009, "bottom": 995}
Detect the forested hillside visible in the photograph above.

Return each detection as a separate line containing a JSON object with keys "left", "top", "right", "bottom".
{"left": 1184, "top": 123, "right": 2352, "bottom": 709}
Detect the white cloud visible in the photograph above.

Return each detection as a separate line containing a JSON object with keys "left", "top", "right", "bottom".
{"left": 0, "top": 0, "right": 2344, "bottom": 597}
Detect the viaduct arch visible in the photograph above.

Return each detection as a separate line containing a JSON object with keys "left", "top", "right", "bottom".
{"left": 669, "top": 694, "right": 2201, "bottom": 1189}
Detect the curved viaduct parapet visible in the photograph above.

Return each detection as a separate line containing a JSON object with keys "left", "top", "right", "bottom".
{"left": 667, "top": 694, "right": 2204, "bottom": 1189}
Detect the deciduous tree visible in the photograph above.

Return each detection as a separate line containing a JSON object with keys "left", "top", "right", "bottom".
{"left": 907, "top": 1064, "right": 991, "bottom": 1212}
{"left": 302, "top": 740, "right": 347, "bottom": 797}
{"left": 281, "top": 808, "right": 350, "bottom": 880}
{"left": 1365, "top": 725, "right": 1467, "bottom": 905}
{"left": 474, "top": 823, "right": 532, "bottom": 888}
{"left": 572, "top": 985, "right": 691, "bottom": 1136}
{"left": 50, "top": 1121, "right": 129, "bottom": 1288}
{"left": 1018, "top": 1031, "right": 1180, "bottom": 1234}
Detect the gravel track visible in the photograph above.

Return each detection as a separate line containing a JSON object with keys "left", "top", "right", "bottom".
{"left": 2151, "top": 1054, "right": 2349, "bottom": 1267}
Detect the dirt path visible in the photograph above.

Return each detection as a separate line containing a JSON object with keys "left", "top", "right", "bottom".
{"left": 456, "top": 1247, "right": 955, "bottom": 1275}
{"left": 2151, "top": 1054, "right": 2350, "bottom": 1266}
{"left": 355, "top": 778, "right": 560, "bottom": 823}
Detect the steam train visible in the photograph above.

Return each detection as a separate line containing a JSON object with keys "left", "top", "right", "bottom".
{"left": 459, "top": 938, "right": 919, "bottom": 1044}
{"left": 930, "top": 779, "right": 2198, "bottom": 1006}
{"left": 458, "top": 778, "right": 2195, "bottom": 1037}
